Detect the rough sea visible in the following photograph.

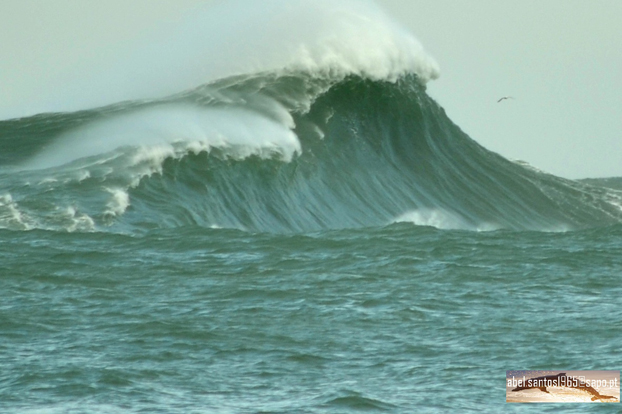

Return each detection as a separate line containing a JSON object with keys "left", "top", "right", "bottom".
{"left": 2, "top": 0, "right": 621, "bottom": 412}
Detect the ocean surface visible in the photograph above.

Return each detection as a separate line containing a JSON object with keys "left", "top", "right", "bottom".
{"left": 1, "top": 1, "right": 621, "bottom": 412}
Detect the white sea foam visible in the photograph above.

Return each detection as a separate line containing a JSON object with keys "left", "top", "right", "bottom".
{"left": 0, "top": 194, "right": 32, "bottom": 231}
{"left": 0, "top": 193, "right": 97, "bottom": 232}
{"left": 23, "top": 104, "right": 301, "bottom": 170}
{"left": 104, "top": 188, "right": 131, "bottom": 218}
{"left": 394, "top": 209, "right": 500, "bottom": 232}
{"left": 267, "top": 0, "right": 440, "bottom": 81}
{"left": 75, "top": 169, "right": 91, "bottom": 182}
{"left": 37, "top": 177, "right": 59, "bottom": 185}
{"left": 64, "top": 206, "right": 96, "bottom": 233}
{"left": 604, "top": 189, "right": 622, "bottom": 213}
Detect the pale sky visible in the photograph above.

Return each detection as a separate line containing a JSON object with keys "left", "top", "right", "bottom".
{"left": 1, "top": 0, "right": 620, "bottom": 178}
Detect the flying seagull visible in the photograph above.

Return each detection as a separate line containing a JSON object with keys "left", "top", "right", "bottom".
{"left": 497, "top": 96, "right": 514, "bottom": 103}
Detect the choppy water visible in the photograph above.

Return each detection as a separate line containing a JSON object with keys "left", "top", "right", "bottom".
{"left": 2, "top": 0, "right": 621, "bottom": 411}
{"left": 2, "top": 225, "right": 621, "bottom": 413}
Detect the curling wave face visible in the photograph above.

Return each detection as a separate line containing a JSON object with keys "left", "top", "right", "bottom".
{"left": 0, "top": 0, "right": 620, "bottom": 233}
{"left": 1, "top": 71, "right": 621, "bottom": 234}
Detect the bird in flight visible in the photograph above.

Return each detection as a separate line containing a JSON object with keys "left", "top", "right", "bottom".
{"left": 497, "top": 96, "right": 514, "bottom": 103}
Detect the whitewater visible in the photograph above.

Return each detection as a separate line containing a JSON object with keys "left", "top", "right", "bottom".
{"left": 1, "top": 1, "right": 621, "bottom": 412}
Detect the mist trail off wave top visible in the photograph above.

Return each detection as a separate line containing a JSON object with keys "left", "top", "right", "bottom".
{"left": 0, "top": 0, "right": 439, "bottom": 121}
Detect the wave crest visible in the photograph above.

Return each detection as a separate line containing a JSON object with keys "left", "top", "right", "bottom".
{"left": 1, "top": 73, "right": 620, "bottom": 233}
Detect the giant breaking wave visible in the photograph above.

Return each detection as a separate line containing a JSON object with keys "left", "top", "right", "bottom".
{"left": 0, "top": 0, "right": 621, "bottom": 233}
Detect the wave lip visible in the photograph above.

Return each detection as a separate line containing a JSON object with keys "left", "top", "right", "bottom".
{"left": 21, "top": 104, "right": 301, "bottom": 171}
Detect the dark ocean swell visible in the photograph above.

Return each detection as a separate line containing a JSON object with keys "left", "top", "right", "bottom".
{"left": 1, "top": 73, "right": 621, "bottom": 233}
